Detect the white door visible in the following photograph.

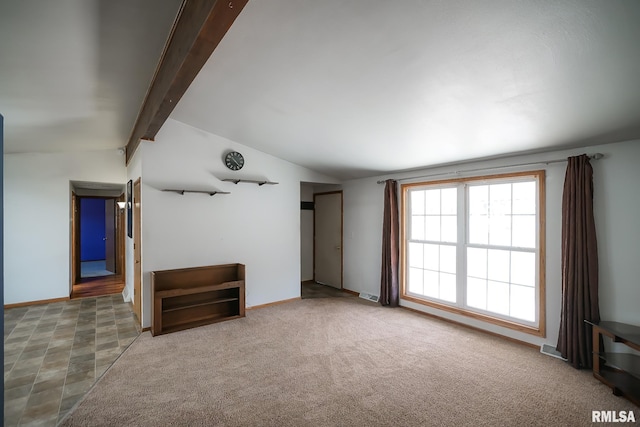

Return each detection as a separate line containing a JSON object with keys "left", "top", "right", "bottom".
{"left": 314, "top": 192, "right": 342, "bottom": 289}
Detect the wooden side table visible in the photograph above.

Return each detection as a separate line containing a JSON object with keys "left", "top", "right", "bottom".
{"left": 585, "top": 320, "right": 640, "bottom": 407}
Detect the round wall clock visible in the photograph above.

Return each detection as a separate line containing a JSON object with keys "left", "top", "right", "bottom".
{"left": 224, "top": 151, "right": 244, "bottom": 171}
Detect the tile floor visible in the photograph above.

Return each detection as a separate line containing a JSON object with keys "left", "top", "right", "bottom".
{"left": 4, "top": 295, "right": 140, "bottom": 426}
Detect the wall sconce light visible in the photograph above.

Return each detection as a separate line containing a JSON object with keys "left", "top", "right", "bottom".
{"left": 117, "top": 201, "right": 127, "bottom": 210}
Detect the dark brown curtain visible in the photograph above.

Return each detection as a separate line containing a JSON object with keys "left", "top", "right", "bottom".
{"left": 380, "top": 180, "right": 399, "bottom": 307}
{"left": 557, "top": 154, "right": 600, "bottom": 369}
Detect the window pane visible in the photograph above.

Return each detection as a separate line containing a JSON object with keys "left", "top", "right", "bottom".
{"left": 441, "top": 215, "right": 457, "bottom": 242}
{"left": 512, "top": 182, "right": 536, "bottom": 214}
{"left": 424, "top": 270, "right": 439, "bottom": 298}
{"left": 439, "top": 245, "right": 456, "bottom": 274}
{"left": 487, "top": 280, "right": 510, "bottom": 315}
{"left": 440, "top": 273, "right": 456, "bottom": 302}
{"left": 441, "top": 188, "right": 457, "bottom": 215}
{"left": 512, "top": 215, "right": 535, "bottom": 248}
{"left": 487, "top": 249, "right": 510, "bottom": 282}
{"left": 510, "top": 251, "right": 535, "bottom": 287}
{"left": 489, "top": 184, "right": 512, "bottom": 215}
{"left": 425, "top": 216, "right": 441, "bottom": 241}
{"left": 409, "top": 268, "right": 423, "bottom": 294}
{"left": 411, "top": 190, "right": 425, "bottom": 215}
{"left": 403, "top": 174, "right": 540, "bottom": 329}
{"left": 408, "top": 242, "right": 423, "bottom": 268}
{"left": 469, "top": 215, "right": 488, "bottom": 244}
{"left": 423, "top": 243, "right": 439, "bottom": 271}
{"left": 510, "top": 284, "right": 535, "bottom": 321}
{"left": 469, "top": 185, "right": 488, "bottom": 215}
{"left": 424, "top": 190, "right": 440, "bottom": 215}
{"left": 467, "top": 247, "right": 487, "bottom": 279}
{"left": 467, "top": 277, "right": 487, "bottom": 310}
{"left": 489, "top": 214, "right": 511, "bottom": 246}
{"left": 411, "top": 215, "right": 425, "bottom": 240}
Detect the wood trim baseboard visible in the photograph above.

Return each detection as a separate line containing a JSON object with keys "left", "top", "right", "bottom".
{"left": 341, "top": 288, "right": 359, "bottom": 296}
{"left": 4, "top": 296, "right": 70, "bottom": 309}
{"left": 141, "top": 327, "right": 151, "bottom": 332}
{"left": 247, "top": 297, "right": 300, "bottom": 311}
{"left": 400, "top": 305, "right": 539, "bottom": 350}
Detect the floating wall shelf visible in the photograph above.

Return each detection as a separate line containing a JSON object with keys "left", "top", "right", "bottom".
{"left": 222, "top": 179, "right": 279, "bottom": 186}
{"left": 162, "top": 189, "right": 230, "bottom": 196}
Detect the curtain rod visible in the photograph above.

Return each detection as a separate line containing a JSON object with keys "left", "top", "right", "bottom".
{"left": 376, "top": 153, "right": 604, "bottom": 184}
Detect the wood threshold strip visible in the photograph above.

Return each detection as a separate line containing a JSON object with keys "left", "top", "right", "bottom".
{"left": 125, "top": 0, "right": 249, "bottom": 164}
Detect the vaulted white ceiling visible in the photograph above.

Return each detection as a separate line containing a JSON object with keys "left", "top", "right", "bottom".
{"left": 0, "top": 0, "right": 182, "bottom": 153}
{"left": 171, "top": 0, "right": 640, "bottom": 178}
{"left": 3, "top": 1, "right": 640, "bottom": 180}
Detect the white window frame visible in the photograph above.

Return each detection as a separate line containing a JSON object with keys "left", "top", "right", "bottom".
{"left": 401, "top": 170, "right": 546, "bottom": 337}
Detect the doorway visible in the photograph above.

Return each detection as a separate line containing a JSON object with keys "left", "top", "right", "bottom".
{"left": 71, "top": 183, "right": 126, "bottom": 299}
{"left": 314, "top": 191, "right": 343, "bottom": 289}
{"left": 79, "top": 197, "right": 116, "bottom": 278}
{"left": 300, "top": 185, "right": 348, "bottom": 299}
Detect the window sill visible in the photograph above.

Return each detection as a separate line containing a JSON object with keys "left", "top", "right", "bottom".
{"left": 401, "top": 293, "right": 546, "bottom": 337}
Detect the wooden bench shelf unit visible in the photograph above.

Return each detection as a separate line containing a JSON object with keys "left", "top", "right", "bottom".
{"left": 151, "top": 263, "right": 245, "bottom": 336}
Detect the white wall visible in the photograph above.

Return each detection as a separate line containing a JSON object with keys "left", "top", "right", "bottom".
{"left": 342, "top": 139, "right": 640, "bottom": 346}
{"left": 4, "top": 150, "right": 126, "bottom": 304}
{"left": 594, "top": 141, "right": 640, "bottom": 326}
{"left": 137, "top": 119, "right": 339, "bottom": 327}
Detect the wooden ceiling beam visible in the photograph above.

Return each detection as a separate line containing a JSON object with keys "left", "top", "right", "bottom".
{"left": 125, "top": 0, "right": 249, "bottom": 164}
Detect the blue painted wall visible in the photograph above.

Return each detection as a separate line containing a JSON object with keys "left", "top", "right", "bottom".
{"left": 80, "top": 198, "right": 105, "bottom": 261}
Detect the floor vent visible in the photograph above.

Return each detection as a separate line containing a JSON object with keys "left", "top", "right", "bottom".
{"left": 540, "top": 344, "right": 567, "bottom": 361}
{"left": 359, "top": 293, "right": 379, "bottom": 303}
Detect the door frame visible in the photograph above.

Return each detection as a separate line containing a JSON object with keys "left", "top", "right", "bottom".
{"left": 105, "top": 199, "right": 117, "bottom": 273}
{"left": 116, "top": 193, "right": 126, "bottom": 278}
{"left": 71, "top": 195, "right": 123, "bottom": 284}
{"left": 71, "top": 192, "right": 80, "bottom": 286}
{"left": 133, "top": 178, "right": 142, "bottom": 323}
{"left": 313, "top": 191, "right": 344, "bottom": 289}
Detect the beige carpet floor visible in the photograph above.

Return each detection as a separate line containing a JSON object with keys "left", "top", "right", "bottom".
{"left": 60, "top": 298, "right": 638, "bottom": 427}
